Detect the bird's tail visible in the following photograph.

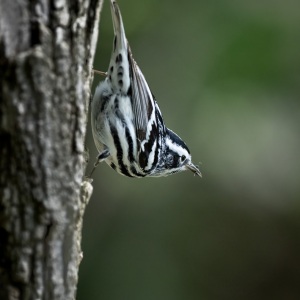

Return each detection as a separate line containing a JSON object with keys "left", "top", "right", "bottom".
{"left": 110, "top": 0, "right": 127, "bottom": 51}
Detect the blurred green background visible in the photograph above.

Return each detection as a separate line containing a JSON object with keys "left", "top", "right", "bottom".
{"left": 78, "top": 0, "right": 300, "bottom": 299}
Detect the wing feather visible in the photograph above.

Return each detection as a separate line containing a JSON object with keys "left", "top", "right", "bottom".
{"left": 128, "top": 49, "right": 155, "bottom": 142}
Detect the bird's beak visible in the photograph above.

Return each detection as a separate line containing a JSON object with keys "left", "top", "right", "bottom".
{"left": 186, "top": 162, "right": 202, "bottom": 177}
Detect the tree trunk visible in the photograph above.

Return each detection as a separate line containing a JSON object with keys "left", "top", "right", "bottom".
{"left": 0, "top": 0, "right": 102, "bottom": 299}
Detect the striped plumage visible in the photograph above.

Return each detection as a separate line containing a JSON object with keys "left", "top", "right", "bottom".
{"left": 91, "top": 0, "right": 201, "bottom": 178}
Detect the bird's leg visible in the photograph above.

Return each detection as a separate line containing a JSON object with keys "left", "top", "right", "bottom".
{"left": 93, "top": 69, "right": 107, "bottom": 77}
{"left": 89, "top": 149, "right": 110, "bottom": 177}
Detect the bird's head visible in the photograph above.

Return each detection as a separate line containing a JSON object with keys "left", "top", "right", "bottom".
{"left": 158, "top": 129, "right": 201, "bottom": 177}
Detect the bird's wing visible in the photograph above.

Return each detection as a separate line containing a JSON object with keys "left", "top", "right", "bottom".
{"left": 128, "top": 50, "right": 157, "bottom": 142}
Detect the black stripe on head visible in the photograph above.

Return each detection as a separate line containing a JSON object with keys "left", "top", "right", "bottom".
{"left": 165, "top": 148, "right": 180, "bottom": 169}
{"left": 109, "top": 122, "right": 133, "bottom": 177}
{"left": 167, "top": 129, "right": 190, "bottom": 154}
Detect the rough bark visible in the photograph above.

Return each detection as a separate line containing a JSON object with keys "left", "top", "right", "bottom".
{"left": 0, "top": 0, "right": 102, "bottom": 299}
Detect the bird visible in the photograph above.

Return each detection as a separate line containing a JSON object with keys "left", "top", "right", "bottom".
{"left": 90, "top": 0, "right": 201, "bottom": 178}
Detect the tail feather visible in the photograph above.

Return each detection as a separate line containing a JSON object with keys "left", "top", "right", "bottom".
{"left": 110, "top": 0, "right": 127, "bottom": 51}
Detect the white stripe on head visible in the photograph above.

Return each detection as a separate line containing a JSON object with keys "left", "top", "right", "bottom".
{"left": 166, "top": 136, "right": 190, "bottom": 158}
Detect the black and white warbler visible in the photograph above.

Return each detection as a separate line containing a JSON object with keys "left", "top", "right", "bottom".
{"left": 91, "top": 0, "right": 201, "bottom": 178}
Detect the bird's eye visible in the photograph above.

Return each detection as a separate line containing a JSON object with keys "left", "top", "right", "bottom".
{"left": 181, "top": 155, "right": 186, "bottom": 162}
